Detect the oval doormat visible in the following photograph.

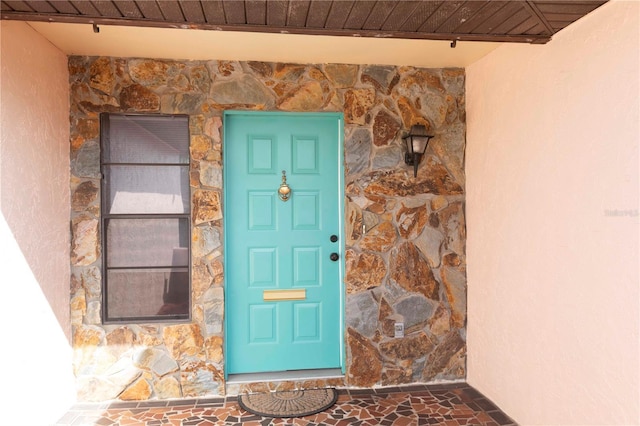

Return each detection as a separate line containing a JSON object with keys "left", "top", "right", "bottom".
{"left": 238, "top": 388, "right": 338, "bottom": 418}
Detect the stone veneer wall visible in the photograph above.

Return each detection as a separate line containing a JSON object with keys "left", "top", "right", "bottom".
{"left": 69, "top": 57, "right": 467, "bottom": 401}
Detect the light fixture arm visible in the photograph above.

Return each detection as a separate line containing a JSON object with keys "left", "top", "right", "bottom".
{"left": 405, "top": 152, "right": 421, "bottom": 177}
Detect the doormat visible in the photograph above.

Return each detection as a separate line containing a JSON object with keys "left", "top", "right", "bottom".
{"left": 238, "top": 388, "right": 338, "bottom": 418}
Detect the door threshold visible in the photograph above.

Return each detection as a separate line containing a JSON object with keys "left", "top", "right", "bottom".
{"left": 227, "top": 368, "right": 343, "bottom": 384}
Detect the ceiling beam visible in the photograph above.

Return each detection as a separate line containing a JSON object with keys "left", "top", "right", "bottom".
{"left": 0, "top": 12, "right": 552, "bottom": 44}
{"left": 523, "top": 1, "right": 555, "bottom": 35}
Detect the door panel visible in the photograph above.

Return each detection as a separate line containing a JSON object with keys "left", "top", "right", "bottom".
{"left": 224, "top": 112, "right": 344, "bottom": 375}
{"left": 292, "top": 192, "right": 320, "bottom": 230}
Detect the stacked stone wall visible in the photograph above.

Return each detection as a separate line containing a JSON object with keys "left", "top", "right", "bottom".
{"left": 69, "top": 57, "right": 466, "bottom": 401}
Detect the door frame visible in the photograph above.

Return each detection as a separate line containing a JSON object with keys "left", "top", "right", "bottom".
{"left": 222, "top": 110, "right": 346, "bottom": 379}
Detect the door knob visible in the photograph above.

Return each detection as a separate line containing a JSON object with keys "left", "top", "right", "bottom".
{"left": 330, "top": 235, "right": 338, "bottom": 242}
{"left": 330, "top": 253, "right": 339, "bottom": 261}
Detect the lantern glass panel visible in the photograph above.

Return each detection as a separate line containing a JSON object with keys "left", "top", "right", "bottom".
{"left": 412, "top": 136, "right": 429, "bottom": 154}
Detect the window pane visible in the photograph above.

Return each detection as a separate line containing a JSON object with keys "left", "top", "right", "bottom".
{"left": 106, "top": 218, "right": 189, "bottom": 268}
{"left": 105, "top": 165, "right": 189, "bottom": 214}
{"left": 104, "top": 115, "right": 189, "bottom": 164}
{"left": 101, "top": 113, "right": 191, "bottom": 323}
{"left": 106, "top": 268, "right": 189, "bottom": 320}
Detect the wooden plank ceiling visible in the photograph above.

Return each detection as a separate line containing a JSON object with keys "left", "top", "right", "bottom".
{"left": 1, "top": 0, "right": 607, "bottom": 44}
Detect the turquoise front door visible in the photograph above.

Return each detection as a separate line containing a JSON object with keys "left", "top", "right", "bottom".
{"left": 224, "top": 111, "right": 344, "bottom": 375}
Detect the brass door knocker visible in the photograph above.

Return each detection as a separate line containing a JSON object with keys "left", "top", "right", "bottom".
{"left": 278, "top": 170, "right": 291, "bottom": 202}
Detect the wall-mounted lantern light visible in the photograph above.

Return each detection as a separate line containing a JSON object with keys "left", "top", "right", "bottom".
{"left": 402, "top": 124, "right": 434, "bottom": 177}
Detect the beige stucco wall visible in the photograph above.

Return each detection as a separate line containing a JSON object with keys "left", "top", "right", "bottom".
{"left": 465, "top": 1, "right": 639, "bottom": 424}
{"left": 0, "top": 21, "right": 75, "bottom": 423}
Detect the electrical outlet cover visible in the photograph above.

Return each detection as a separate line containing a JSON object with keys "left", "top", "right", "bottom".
{"left": 394, "top": 322, "right": 404, "bottom": 338}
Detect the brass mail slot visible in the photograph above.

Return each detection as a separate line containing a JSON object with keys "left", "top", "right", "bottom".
{"left": 263, "top": 289, "right": 306, "bottom": 301}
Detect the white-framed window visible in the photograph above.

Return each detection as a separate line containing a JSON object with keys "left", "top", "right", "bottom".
{"left": 100, "top": 114, "right": 191, "bottom": 323}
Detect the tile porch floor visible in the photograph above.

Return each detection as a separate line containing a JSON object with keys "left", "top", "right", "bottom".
{"left": 55, "top": 383, "right": 517, "bottom": 425}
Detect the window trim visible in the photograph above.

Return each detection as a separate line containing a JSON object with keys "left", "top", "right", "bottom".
{"left": 99, "top": 112, "right": 192, "bottom": 324}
